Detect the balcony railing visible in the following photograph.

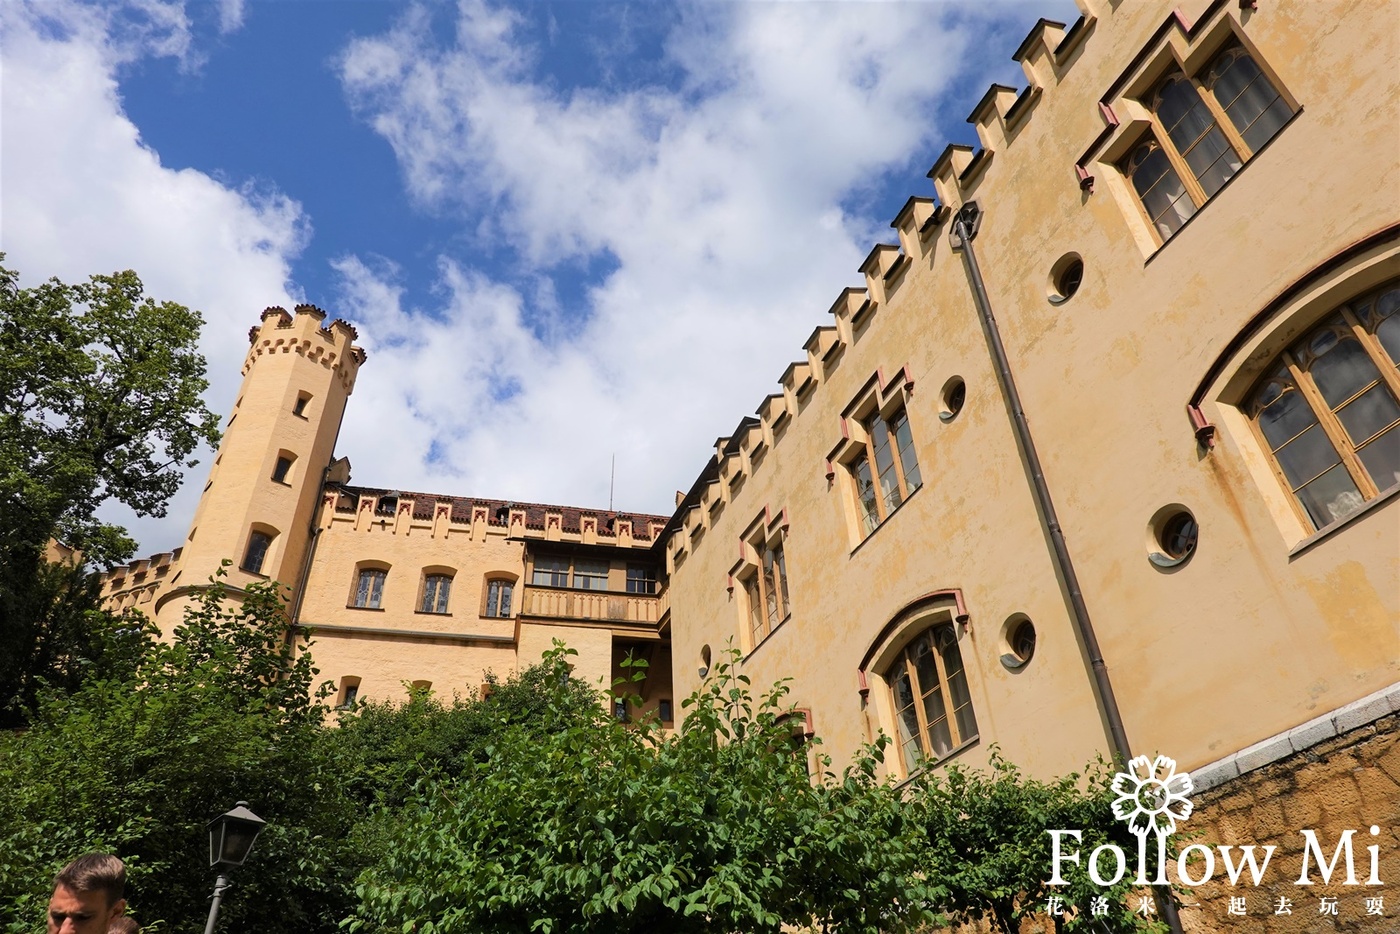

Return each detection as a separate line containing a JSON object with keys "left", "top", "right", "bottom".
{"left": 520, "top": 585, "right": 662, "bottom": 625}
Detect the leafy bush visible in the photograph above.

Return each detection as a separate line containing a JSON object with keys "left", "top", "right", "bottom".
{"left": 909, "top": 752, "right": 1168, "bottom": 933}
{"left": 347, "top": 649, "right": 935, "bottom": 934}
{"left": 0, "top": 576, "right": 363, "bottom": 933}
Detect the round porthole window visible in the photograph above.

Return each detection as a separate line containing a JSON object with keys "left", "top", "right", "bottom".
{"left": 1148, "top": 505, "right": 1198, "bottom": 568}
{"left": 1048, "top": 253, "right": 1084, "bottom": 304}
{"left": 1000, "top": 614, "right": 1037, "bottom": 670}
{"left": 698, "top": 644, "right": 712, "bottom": 679}
{"left": 939, "top": 376, "right": 966, "bottom": 422}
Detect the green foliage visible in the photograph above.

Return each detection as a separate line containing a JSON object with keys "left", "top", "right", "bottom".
{"left": 0, "top": 568, "right": 1174, "bottom": 934}
{"left": 0, "top": 256, "right": 221, "bottom": 724}
{"left": 908, "top": 751, "right": 1168, "bottom": 933}
{"left": 333, "top": 657, "right": 604, "bottom": 810}
{"left": 347, "top": 647, "right": 935, "bottom": 934}
{"left": 0, "top": 558, "right": 151, "bottom": 726}
{"left": 0, "top": 574, "right": 363, "bottom": 934}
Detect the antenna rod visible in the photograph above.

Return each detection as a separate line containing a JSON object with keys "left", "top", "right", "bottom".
{"left": 609, "top": 454, "right": 615, "bottom": 511}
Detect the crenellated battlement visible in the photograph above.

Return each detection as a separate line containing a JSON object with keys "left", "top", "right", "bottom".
{"left": 323, "top": 484, "right": 669, "bottom": 549}
{"left": 242, "top": 304, "right": 367, "bottom": 392}
{"left": 100, "top": 546, "right": 184, "bottom": 611}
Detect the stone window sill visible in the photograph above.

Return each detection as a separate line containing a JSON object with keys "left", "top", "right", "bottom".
{"left": 849, "top": 482, "right": 924, "bottom": 558}
{"left": 1288, "top": 481, "right": 1400, "bottom": 560}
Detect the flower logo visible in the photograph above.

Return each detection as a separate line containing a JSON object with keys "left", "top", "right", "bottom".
{"left": 1111, "top": 755, "right": 1194, "bottom": 837}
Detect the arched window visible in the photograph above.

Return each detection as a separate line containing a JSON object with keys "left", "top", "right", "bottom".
{"left": 241, "top": 525, "right": 278, "bottom": 575}
{"left": 271, "top": 450, "right": 296, "bottom": 484}
{"left": 482, "top": 574, "right": 517, "bottom": 618}
{"left": 742, "top": 540, "right": 789, "bottom": 648}
{"left": 337, "top": 676, "right": 361, "bottom": 708}
{"left": 1124, "top": 139, "right": 1195, "bottom": 240}
{"left": 1247, "top": 279, "right": 1400, "bottom": 530}
{"left": 352, "top": 563, "right": 389, "bottom": 608}
{"left": 420, "top": 573, "right": 452, "bottom": 613}
{"left": 734, "top": 511, "right": 793, "bottom": 651}
{"left": 833, "top": 376, "right": 923, "bottom": 543}
{"left": 882, "top": 623, "right": 978, "bottom": 775}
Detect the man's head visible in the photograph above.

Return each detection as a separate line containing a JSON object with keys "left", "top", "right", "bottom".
{"left": 47, "top": 854, "right": 126, "bottom": 934}
{"left": 107, "top": 917, "right": 139, "bottom": 934}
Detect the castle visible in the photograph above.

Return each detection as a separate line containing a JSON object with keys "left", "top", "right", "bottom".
{"left": 103, "top": 0, "right": 1398, "bottom": 922}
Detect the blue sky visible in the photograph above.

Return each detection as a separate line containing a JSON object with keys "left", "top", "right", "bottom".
{"left": 2, "top": 0, "right": 1075, "bottom": 558}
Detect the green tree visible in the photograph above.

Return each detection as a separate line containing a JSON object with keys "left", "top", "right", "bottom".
{"left": 348, "top": 648, "right": 934, "bottom": 934}
{"left": 0, "top": 575, "right": 363, "bottom": 934}
{"left": 0, "top": 257, "right": 221, "bottom": 723}
{"left": 334, "top": 659, "right": 605, "bottom": 811}
{"left": 909, "top": 752, "right": 1167, "bottom": 933}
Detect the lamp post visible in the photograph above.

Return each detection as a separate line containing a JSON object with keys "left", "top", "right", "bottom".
{"left": 203, "top": 801, "right": 266, "bottom": 934}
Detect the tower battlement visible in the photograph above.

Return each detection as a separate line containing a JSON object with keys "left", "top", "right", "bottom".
{"left": 243, "top": 304, "right": 367, "bottom": 393}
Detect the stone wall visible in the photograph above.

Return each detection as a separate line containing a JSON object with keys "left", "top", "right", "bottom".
{"left": 1180, "top": 714, "right": 1399, "bottom": 932}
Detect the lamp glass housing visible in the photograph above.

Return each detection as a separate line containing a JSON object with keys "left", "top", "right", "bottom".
{"left": 207, "top": 802, "right": 266, "bottom": 869}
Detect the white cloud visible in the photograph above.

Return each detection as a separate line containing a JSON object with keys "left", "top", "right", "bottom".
{"left": 0, "top": 0, "right": 1056, "bottom": 558}
{"left": 0, "top": 0, "right": 306, "bottom": 557}
{"left": 216, "top": 0, "right": 245, "bottom": 35}
{"left": 331, "top": 0, "right": 1003, "bottom": 515}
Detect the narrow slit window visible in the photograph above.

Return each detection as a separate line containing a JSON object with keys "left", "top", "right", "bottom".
{"left": 272, "top": 455, "right": 294, "bottom": 483}
{"left": 242, "top": 530, "right": 272, "bottom": 574}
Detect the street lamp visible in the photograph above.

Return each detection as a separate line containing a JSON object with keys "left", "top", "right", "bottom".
{"left": 203, "top": 801, "right": 266, "bottom": 934}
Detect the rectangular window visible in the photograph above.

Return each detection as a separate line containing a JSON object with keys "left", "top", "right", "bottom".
{"left": 761, "top": 544, "right": 788, "bottom": 629}
{"left": 531, "top": 556, "right": 570, "bottom": 587}
{"left": 354, "top": 568, "right": 386, "bottom": 608}
{"left": 485, "top": 579, "right": 514, "bottom": 617}
{"left": 572, "top": 559, "right": 610, "bottom": 591}
{"left": 1123, "top": 43, "right": 1294, "bottom": 244}
{"left": 852, "top": 452, "right": 879, "bottom": 536}
{"left": 744, "top": 535, "right": 791, "bottom": 649}
{"left": 242, "top": 531, "right": 271, "bottom": 574}
{"left": 293, "top": 392, "right": 311, "bottom": 416}
{"left": 850, "top": 405, "right": 921, "bottom": 538}
{"left": 626, "top": 564, "right": 657, "bottom": 594}
{"left": 421, "top": 574, "right": 451, "bottom": 614}
{"left": 658, "top": 698, "right": 673, "bottom": 722}
{"left": 745, "top": 576, "right": 766, "bottom": 647}
{"left": 271, "top": 456, "right": 293, "bottom": 483}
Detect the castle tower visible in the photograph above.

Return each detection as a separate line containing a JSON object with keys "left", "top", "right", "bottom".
{"left": 150, "top": 306, "right": 366, "bottom": 631}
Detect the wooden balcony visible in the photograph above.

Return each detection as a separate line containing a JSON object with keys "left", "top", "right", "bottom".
{"left": 520, "top": 585, "right": 663, "bottom": 626}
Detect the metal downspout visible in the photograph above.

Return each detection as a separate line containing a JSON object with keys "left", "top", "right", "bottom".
{"left": 948, "top": 202, "right": 1184, "bottom": 932}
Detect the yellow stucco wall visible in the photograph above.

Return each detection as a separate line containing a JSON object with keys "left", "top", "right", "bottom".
{"left": 664, "top": 0, "right": 1400, "bottom": 783}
